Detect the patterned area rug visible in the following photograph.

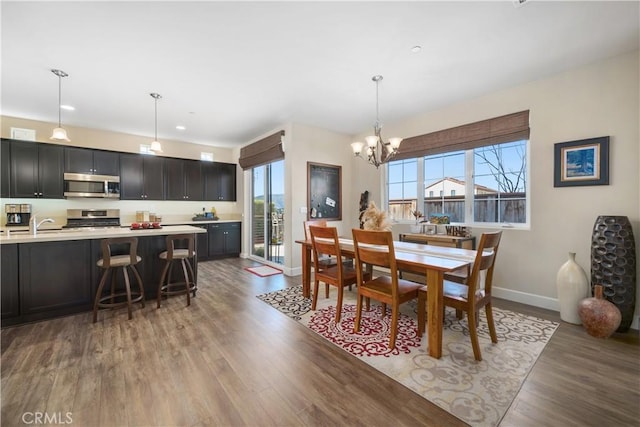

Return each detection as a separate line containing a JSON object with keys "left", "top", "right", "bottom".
{"left": 257, "top": 285, "right": 558, "bottom": 427}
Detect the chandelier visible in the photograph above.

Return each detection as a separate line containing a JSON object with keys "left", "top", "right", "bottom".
{"left": 50, "top": 69, "right": 70, "bottom": 142}
{"left": 350, "top": 75, "right": 402, "bottom": 168}
{"left": 149, "top": 93, "right": 163, "bottom": 153}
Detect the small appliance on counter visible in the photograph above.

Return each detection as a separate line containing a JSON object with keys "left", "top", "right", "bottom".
{"left": 5, "top": 204, "right": 31, "bottom": 226}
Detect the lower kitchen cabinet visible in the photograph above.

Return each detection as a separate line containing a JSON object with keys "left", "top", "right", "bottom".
{"left": 191, "top": 224, "right": 210, "bottom": 260}
{"left": 19, "top": 240, "right": 94, "bottom": 321}
{"left": 2, "top": 231, "right": 201, "bottom": 327}
{"left": 1, "top": 244, "right": 19, "bottom": 319}
{"left": 208, "top": 222, "right": 241, "bottom": 258}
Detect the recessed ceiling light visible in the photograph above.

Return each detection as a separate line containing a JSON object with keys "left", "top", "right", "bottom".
{"left": 411, "top": 45, "right": 422, "bottom": 53}
{"left": 60, "top": 105, "right": 75, "bottom": 111}
{"left": 176, "top": 125, "right": 186, "bottom": 130}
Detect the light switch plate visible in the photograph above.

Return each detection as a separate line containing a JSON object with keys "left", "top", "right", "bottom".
{"left": 300, "top": 207, "right": 308, "bottom": 213}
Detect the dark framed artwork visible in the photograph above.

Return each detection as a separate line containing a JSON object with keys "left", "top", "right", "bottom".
{"left": 307, "top": 162, "right": 342, "bottom": 220}
{"left": 554, "top": 136, "right": 609, "bottom": 187}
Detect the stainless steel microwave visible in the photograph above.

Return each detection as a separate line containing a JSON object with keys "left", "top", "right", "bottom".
{"left": 63, "top": 173, "right": 120, "bottom": 198}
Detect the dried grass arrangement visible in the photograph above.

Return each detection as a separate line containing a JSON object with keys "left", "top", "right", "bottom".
{"left": 361, "top": 202, "right": 392, "bottom": 231}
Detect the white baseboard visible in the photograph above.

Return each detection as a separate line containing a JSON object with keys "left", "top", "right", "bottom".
{"left": 493, "top": 286, "right": 639, "bottom": 331}
{"left": 492, "top": 286, "right": 559, "bottom": 311}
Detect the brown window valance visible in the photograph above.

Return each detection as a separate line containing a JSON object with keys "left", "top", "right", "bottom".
{"left": 238, "top": 130, "right": 285, "bottom": 169}
{"left": 394, "top": 110, "right": 530, "bottom": 160}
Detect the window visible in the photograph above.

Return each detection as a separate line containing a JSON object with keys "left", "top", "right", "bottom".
{"left": 387, "top": 159, "right": 417, "bottom": 220}
{"left": 473, "top": 140, "right": 527, "bottom": 223}
{"left": 424, "top": 151, "right": 465, "bottom": 223}
{"left": 139, "top": 144, "right": 155, "bottom": 155}
{"left": 387, "top": 139, "right": 528, "bottom": 226}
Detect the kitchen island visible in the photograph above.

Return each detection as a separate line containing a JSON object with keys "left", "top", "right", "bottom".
{"left": 0, "top": 225, "right": 206, "bottom": 327}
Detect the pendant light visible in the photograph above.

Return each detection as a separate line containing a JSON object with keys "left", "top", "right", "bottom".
{"left": 350, "top": 75, "right": 402, "bottom": 168}
{"left": 50, "top": 69, "right": 70, "bottom": 142}
{"left": 150, "top": 93, "right": 163, "bottom": 153}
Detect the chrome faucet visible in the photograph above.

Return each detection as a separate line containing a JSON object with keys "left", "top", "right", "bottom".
{"left": 29, "top": 215, "right": 55, "bottom": 235}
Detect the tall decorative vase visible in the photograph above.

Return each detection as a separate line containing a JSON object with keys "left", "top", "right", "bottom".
{"left": 578, "top": 284, "right": 621, "bottom": 338}
{"left": 591, "top": 215, "right": 636, "bottom": 332}
{"left": 556, "top": 252, "right": 589, "bottom": 324}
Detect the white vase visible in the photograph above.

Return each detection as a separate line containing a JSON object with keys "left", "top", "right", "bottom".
{"left": 556, "top": 252, "right": 589, "bottom": 324}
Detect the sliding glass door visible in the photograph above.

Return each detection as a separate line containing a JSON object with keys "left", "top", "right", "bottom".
{"left": 251, "top": 160, "right": 284, "bottom": 265}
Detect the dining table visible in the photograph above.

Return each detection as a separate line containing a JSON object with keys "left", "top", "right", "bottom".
{"left": 296, "top": 236, "right": 482, "bottom": 359}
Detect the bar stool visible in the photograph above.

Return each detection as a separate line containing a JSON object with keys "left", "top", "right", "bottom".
{"left": 157, "top": 233, "right": 197, "bottom": 308}
{"left": 93, "top": 237, "right": 145, "bottom": 323}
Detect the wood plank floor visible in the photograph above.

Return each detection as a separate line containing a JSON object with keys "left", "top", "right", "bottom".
{"left": 2, "top": 257, "right": 639, "bottom": 426}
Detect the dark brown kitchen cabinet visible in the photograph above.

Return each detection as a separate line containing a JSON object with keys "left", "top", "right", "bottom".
{"left": 203, "top": 162, "right": 236, "bottom": 201}
{"left": 1, "top": 139, "right": 10, "bottom": 198}
{"left": 208, "top": 222, "right": 241, "bottom": 258}
{"left": 192, "top": 224, "right": 210, "bottom": 260}
{"left": 64, "top": 146, "right": 119, "bottom": 176}
{"left": 9, "top": 140, "right": 64, "bottom": 198}
{"left": 19, "top": 240, "right": 93, "bottom": 318}
{"left": 1, "top": 244, "right": 19, "bottom": 319}
{"left": 119, "top": 153, "right": 164, "bottom": 200}
{"left": 165, "top": 158, "right": 202, "bottom": 201}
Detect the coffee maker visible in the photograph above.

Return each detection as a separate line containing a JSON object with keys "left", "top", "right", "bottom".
{"left": 5, "top": 204, "right": 31, "bottom": 226}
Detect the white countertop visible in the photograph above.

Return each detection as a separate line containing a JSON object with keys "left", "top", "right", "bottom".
{"left": 161, "top": 219, "right": 241, "bottom": 226}
{"left": 0, "top": 225, "right": 207, "bottom": 245}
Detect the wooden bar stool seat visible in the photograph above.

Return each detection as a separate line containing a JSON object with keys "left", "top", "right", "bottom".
{"left": 93, "top": 237, "right": 145, "bottom": 323}
{"left": 157, "top": 233, "right": 197, "bottom": 308}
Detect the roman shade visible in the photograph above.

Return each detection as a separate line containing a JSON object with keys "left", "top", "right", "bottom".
{"left": 395, "top": 110, "right": 530, "bottom": 160}
{"left": 238, "top": 130, "right": 285, "bottom": 169}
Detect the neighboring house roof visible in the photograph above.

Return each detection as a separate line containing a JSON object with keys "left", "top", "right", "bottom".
{"left": 425, "top": 177, "right": 497, "bottom": 194}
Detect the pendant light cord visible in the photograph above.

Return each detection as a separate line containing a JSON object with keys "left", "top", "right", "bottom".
{"left": 57, "top": 74, "right": 62, "bottom": 127}
{"left": 154, "top": 97, "right": 158, "bottom": 141}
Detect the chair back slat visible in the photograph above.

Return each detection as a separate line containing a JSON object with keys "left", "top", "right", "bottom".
{"left": 308, "top": 225, "right": 340, "bottom": 256}
{"left": 100, "top": 236, "right": 139, "bottom": 268}
{"left": 304, "top": 219, "right": 328, "bottom": 240}
{"left": 351, "top": 229, "right": 399, "bottom": 286}
{"left": 467, "top": 231, "right": 502, "bottom": 300}
{"left": 165, "top": 233, "right": 195, "bottom": 261}
{"left": 308, "top": 225, "right": 341, "bottom": 275}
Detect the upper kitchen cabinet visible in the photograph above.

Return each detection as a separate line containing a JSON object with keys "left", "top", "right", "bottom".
{"left": 9, "top": 140, "right": 64, "bottom": 199}
{"left": 203, "top": 162, "right": 237, "bottom": 201}
{"left": 165, "top": 158, "right": 203, "bottom": 201}
{"left": 64, "top": 147, "right": 119, "bottom": 176}
{"left": 1, "top": 139, "right": 10, "bottom": 198}
{"left": 119, "top": 153, "right": 164, "bottom": 200}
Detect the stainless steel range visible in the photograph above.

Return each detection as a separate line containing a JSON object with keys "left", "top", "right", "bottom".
{"left": 63, "top": 209, "right": 121, "bottom": 228}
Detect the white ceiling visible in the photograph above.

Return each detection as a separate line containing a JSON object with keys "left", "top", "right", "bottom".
{"left": 2, "top": 1, "right": 639, "bottom": 148}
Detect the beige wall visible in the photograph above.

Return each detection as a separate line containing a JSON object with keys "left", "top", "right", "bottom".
{"left": 348, "top": 51, "right": 640, "bottom": 327}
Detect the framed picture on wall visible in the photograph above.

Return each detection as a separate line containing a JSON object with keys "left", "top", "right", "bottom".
{"left": 307, "top": 162, "right": 342, "bottom": 220}
{"left": 554, "top": 136, "right": 610, "bottom": 187}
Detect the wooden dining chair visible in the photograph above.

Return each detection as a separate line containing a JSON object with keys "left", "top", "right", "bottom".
{"left": 308, "top": 225, "right": 370, "bottom": 323}
{"left": 304, "top": 220, "right": 332, "bottom": 298}
{"left": 351, "top": 228, "right": 423, "bottom": 350}
{"left": 304, "top": 220, "right": 355, "bottom": 296}
{"left": 417, "top": 231, "right": 503, "bottom": 361}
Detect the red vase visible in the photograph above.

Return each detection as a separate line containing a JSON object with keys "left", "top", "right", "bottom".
{"left": 578, "top": 284, "right": 621, "bottom": 338}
